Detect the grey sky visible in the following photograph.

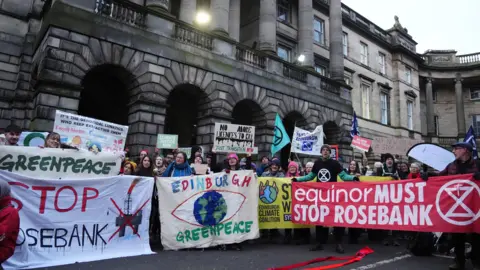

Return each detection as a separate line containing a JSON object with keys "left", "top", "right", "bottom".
{"left": 341, "top": 0, "right": 479, "bottom": 55}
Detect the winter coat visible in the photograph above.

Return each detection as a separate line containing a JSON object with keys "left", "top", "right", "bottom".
{"left": 0, "top": 196, "right": 19, "bottom": 263}
{"left": 163, "top": 161, "right": 195, "bottom": 177}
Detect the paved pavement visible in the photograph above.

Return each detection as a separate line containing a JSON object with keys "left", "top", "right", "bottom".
{"left": 40, "top": 240, "right": 459, "bottom": 270}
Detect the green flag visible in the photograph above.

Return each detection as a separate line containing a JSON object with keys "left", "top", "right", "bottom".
{"left": 271, "top": 113, "right": 291, "bottom": 155}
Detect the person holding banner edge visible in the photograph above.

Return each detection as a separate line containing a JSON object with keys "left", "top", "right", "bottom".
{"left": 292, "top": 144, "right": 359, "bottom": 254}
{"left": 0, "top": 180, "right": 20, "bottom": 269}
{"left": 422, "top": 142, "right": 480, "bottom": 270}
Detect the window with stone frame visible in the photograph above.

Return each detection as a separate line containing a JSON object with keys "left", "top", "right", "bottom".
{"left": 313, "top": 17, "right": 325, "bottom": 45}
{"left": 432, "top": 88, "right": 437, "bottom": 102}
{"left": 197, "top": 0, "right": 211, "bottom": 10}
{"left": 380, "top": 91, "right": 390, "bottom": 125}
{"left": 407, "top": 100, "right": 414, "bottom": 130}
{"left": 470, "top": 88, "right": 480, "bottom": 100}
{"left": 473, "top": 115, "right": 480, "bottom": 135}
{"left": 434, "top": 115, "right": 439, "bottom": 136}
{"left": 360, "top": 42, "right": 369, "bottom": 66}
{"left": 378, "top": 52, "right": 386, "bottom": 75}
{"left": 277, "top": 0, "right": 291, "bottom": 22}
{"left": 361, "top": 82, "right": 371, "bottom": 119}
{"left": 277, "top": 44, "right": 291, "bottom": 62}
{"left": 342, "top": 32, "right": 348, "bottom": 56}
{"left": 344, "top": 71, "right": 353, "bottom": 86}
{"left": 315, "top": 65, "right": 327, "bottom": 77}
{"left": 405, "top": 66, "right": 412, "bottom": 84}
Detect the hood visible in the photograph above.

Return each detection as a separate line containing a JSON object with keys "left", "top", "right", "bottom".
{"left": 0, "top": 196, "right": 12, "bottom": 209}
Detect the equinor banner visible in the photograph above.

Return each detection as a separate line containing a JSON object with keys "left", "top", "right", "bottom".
{"left": 157, "top": 171, "right": 259, "bottom": 250}
{"left": 0, "top": 146, "right": 122, "bottom": 179}
{"left": 2, "top": 171, "right": 154, "bottom": 269}
{"left": 292, "top": 175, "right": 480, "bottom": 233}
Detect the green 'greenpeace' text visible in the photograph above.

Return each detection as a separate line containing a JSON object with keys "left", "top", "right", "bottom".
{"left": 176, "top": 221, "right": 253, "bottom": 243}
{"left": 0, "top": 154, "right": 117, "bottom": 175}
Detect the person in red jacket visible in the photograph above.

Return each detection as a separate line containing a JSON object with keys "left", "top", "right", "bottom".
{"left": 407, "top": 162, "right": 421, "bottom": 179}
{"left": 0, "top": 180, "right": 19, "bottom": 267}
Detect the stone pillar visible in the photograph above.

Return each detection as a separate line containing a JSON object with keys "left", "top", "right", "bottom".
{"left": 259, "top": 0, "right": 276, "bottom": 53}
{"left": 211, "top": 0, "right": 230, "bottom": 35}
{"left": 179, "top": 0, "right": 196, "bottom": 24}
{"left": 228, "top": 0, "right": 241, "bottom": 41}
{"left": 455, "top": 74, "right": 466, "bottom": 137}
{"left": 146, "top": 0, "right": 170, "bottom": 12}
{"left": 425, "top": 78, "right": 435, "bottom": 136}
{"left": 329, "top": 0, "right": 344, "bottom": 82}
{"left": 298, "top": 0, "right": 314, "bottom": 67}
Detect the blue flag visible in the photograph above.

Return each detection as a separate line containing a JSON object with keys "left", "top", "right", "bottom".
{"left": 271, "top": 114, "right": 291, "bottom": 156}
{"left": 463, "top": 125, "right": 478, "bottom": 160}
{"left": 350, "top": 111, "right": 360, "bottom": 138}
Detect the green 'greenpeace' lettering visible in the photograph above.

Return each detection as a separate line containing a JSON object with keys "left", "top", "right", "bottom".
{"left": 176, "top": 221, "right": 254, "bottom": 243}
{"left": 0, "top": 154, "right": 116, "bottom": 175}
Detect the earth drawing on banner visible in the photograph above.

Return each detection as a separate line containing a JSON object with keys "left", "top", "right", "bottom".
{"left": 259, "top": 181, "right": 278, "bottom": 204}
{"left": 193, "top": 191, "right": 228, "bottom": 226}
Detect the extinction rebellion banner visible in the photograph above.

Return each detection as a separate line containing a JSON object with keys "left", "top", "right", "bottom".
{"left": 292, "top": 174, "right": 480, "bottom": 233}
{"left": 0, "top": 146, "right": 122, "bottom": 179}
{"left": 2, "top": 171, "right": 154, "bottom": 269}
{"left": 157, "top": 171, "right": 259, "bottom": 250}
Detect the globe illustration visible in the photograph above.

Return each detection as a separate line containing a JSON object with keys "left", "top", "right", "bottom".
{"left": 193, "top": 191, "right": 228, "bottom": 226}
{"left": 259, "top": 185, "right": 277, "bottom": 204}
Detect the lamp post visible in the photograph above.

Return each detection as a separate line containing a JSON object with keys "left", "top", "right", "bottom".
{"left": 195, "top": 10, "right": 211, "bottom": 25}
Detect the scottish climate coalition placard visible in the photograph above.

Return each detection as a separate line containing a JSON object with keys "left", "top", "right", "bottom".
{"left": 157, "top": 171, "right": 259, "bottom": 250}
{"left": 2, "top": 171, "right": 154, "bottom": 269}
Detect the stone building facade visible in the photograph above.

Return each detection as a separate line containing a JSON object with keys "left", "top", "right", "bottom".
{"left": 0, "top": 0, "right": 475, "bottom": 165}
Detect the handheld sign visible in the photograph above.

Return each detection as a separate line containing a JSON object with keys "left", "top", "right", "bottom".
{"left": 407, "top": 143, "right": 455, "bottom": 171}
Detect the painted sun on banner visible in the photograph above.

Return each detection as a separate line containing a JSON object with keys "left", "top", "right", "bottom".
{"left": 157, "top": 171, "right": 259, "bottom": 250}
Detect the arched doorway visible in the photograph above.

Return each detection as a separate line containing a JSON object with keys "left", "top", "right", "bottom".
{"left": 165, "top": 84, "right": 208, "bottom": 147}
{"left": 78, "top": 64, "right": 131, "bottom": 125}
{"left": 323, "top": 121, "right": 340, "bottom": 145}
{"left": 280, "top": 112, "right": 307, "bottom": 169}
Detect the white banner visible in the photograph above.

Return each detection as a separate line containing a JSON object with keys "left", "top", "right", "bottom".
{"left": 18, "top": 132, "right": 49, "bottom": 147}
{"left": 0, "top": 146, "right": 122, "bottom": 179}
{"left": 157, "top": 171, "right": 259, "bottom": 250}
{"left": 2, "top": 171, "right": 154, "bottom": 269}
{"left": 213, "top": 123, "right": 257, "bottom": 154}
{"left": 53, "top": 110, "right": 129, "bottom": 152}
{"left": 290, "top": 126, "right": 324, "bottom": 156}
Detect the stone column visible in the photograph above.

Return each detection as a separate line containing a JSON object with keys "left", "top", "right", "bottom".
{"left": 179, "top": 0, "right": 196, "bottom": 24}
{"left": 146, "top": 0, "right": 170, "bottom": 11}
{"left": 425, "top": 78, "right": 435, "bottom": 136}
{"left": 298, "top": 0, "right": 314, "bottom": 67}
{"left": 228, "top": 0, "right": 241, "bottom": 41}
{"left": 211, "top": 0, "right": 230, "bottom": 35}
{"left": 329, "top": 0, "right": 344, "bottom": 82}
{"left": 259, "top": 0, "right": 276, "bottom": 53}
{"left": 455, "top": 74, "right": 466, "bottom": 136}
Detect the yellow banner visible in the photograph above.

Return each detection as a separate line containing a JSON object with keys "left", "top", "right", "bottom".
{"left": 258, "top": 176, "right": 392, "bottom": 229}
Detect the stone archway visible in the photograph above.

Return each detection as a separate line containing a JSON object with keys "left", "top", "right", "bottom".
{"left": 323, "top": 121, "right": 340, "bottom": 145}
{"left": 165, "top": 83, "right": 210, "bottom": 147}
{"left": 78, "top": 64, "right": 132, "bottom": 125}
{"left": 280, "top": 111, "right": 307, "bottom": 169}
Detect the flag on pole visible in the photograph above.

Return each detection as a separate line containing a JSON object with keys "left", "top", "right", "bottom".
{"left": 271, "top": 114, "right": 291, "bottom": 156}
{"left": 463, "top": 125, "right": 478, "bottom": 159}
{"left": 350, "top": 111, "right": 360, "bottom": 138}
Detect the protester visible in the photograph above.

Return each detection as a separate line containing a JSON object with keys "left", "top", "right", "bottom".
{"left": 425, "top": 142, "right": 480, "bottom": 270}
{"left": 138, "top": 149, "right": 148, "bottom": 165}
{"left": 397, "top": 161, "right": 410, "bottom": 179}
{"left": 0, "top": 180, "right": 20, "bottom": 267}
{"left": 163, "top": 152, "right": 195, "bottom": 177}
{"left": 408, "top": 163, "right": 421, "bottom": 179}
{"left": 153, "top": 155, "right": 167, "bottom": 176}
{"left": 123, "top": 161, "right": 136, "bottom": 175}
{"left": 256, "top": 156, "right": 270, "bottom": 176}
{"left": 44, "top": 132, "right": 61, "bottom": 148}
{"left": 164, "top": 152, "right": 175, "bottom": 166}
{"left": 284, "top": 161, "right": 309, "bottom": 245}
{"left": 305, "top": 161, "right": 314, "bottom": 175}
{"left": 136, "top": 156, "right": 154, "bottom": 177}
{"left": 192, "top": 156, "right": 211, "bottom": 174}
{"left": 189, "top": 146, "right": 202, "bottom": 164}
{"left": 292, "top": 144, "right": 358, "bottom": 253}
{"left": 1, "top": 124, "right": 21, "bottom": 146}
{"left": 372, "top": 162, "right": 383, "bottom": 176}
{"left": 261, "top": 159, "right": 284, "bottom": 177}
{"left": 381, "top": 153, "right": 399, "bottom": 179}
{"left": 345, "top": 160, "right": 363, "bottom": 244}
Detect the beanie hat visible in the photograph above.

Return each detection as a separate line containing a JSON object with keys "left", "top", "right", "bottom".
{"left": 271, "top": 159, "right": 281, "bottom": 166}
{"left": 306, "top": 161, "right": 314, "bottom": 168}
{"left": 227, "top": 153, "right": 238, "bottom": 161}
{"left": 384, "top": 153, "right": 394, "bottom": 162}
{"left": 141, "top": 149, "right": 149, "bottom": 154}
{"left": 288, "top": 161, "right": 299, "bottom": 170}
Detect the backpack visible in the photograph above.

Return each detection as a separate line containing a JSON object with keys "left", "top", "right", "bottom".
{"left": 408, "top": 232, "right": 435, "bottom": 256}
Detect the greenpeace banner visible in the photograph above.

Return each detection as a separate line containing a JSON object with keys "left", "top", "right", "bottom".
{"left": 292, "top": 174, "right": 480, "bottom": 233}
{"left": 157, "top": 171, "right": 259, "bottom": 250}
{"left": 258, "top": 177, "right": 312, "bottom": 229}
{"left": 2, "top": 171, "right": 154, "bottom": 269}
{"left": 0, "top": 146, "right": 122, "bottom": 179}
{"left": 290, "top": 126, "right": 324, "bottom": 156}
{"left": 53, "top": 110, "right": 128, "bottom": 152}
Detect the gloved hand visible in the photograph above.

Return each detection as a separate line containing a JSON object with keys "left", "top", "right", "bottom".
{"left": 225, "top": 169, "right": 230, "bottom": 174}
{"left": 353, "top": 176, "right": 360, "bottom": 182}
{"left": 291, "top": 178, "right": 297, "bottom": 182}
{"left": 421, "top": 172, "right": 428, "bottom": 181}
{"left": 473, "top": 171, "right": 480, "bottom": 180}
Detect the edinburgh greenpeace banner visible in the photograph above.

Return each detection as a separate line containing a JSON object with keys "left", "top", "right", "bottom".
{"left": 292, "top": 174, "right": 480, "bottom": 233}
{"left": 2, "top": 171, "right": 154, "bottom": 269}
{"left": 258, "top": 177, "right": 312, "bottom": 229}
{"left": 0, "top": 146, "right": 122, "bottom": 179}
{"left": 157, "top": 171, "right": 259, "bottom": 250}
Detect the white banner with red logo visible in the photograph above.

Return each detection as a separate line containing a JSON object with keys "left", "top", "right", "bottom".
{"left": 292, "top": 174, "right": 480, "bottom": 233}
{"left": 2, "top": 171, "right": 154, "bottom": 269}
{"left": 351, "top": 135, "right": 372, "bottom": 152}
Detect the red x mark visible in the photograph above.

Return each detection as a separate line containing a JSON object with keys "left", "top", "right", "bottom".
{"left": 108, "top": 198, "right": 150, "bottom": 242}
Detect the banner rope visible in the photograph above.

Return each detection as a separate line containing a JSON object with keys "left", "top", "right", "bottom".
{"left": 267, "top": 247, "right": 374, "bottom": 270}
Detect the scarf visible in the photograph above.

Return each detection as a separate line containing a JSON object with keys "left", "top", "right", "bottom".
{"left": 165, "top": 161, "right": 193, "bottom": 177}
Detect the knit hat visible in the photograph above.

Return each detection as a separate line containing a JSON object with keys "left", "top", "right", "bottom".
{"left": 383, "top": 153, "right": 394, "bottom": 162}
{"left": 288, "top": 161, "right": 299, "bottom": 170}
{"left": 227, "top": 153, "right": 238, "bottom": 161}
{"left": 305, "top": 161, "right": 314, "bottom": 168}
{"left": 271, "top": 159, "right": 281, "bottom": 166}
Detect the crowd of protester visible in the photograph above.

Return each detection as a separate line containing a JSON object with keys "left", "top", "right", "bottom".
{"left": 1, "top": 123, "right": 479, "bottom": 270}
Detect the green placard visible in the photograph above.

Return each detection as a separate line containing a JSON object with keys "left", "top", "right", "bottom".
{"left": 156, "top": 134, "right": 178, "bottom": 149}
